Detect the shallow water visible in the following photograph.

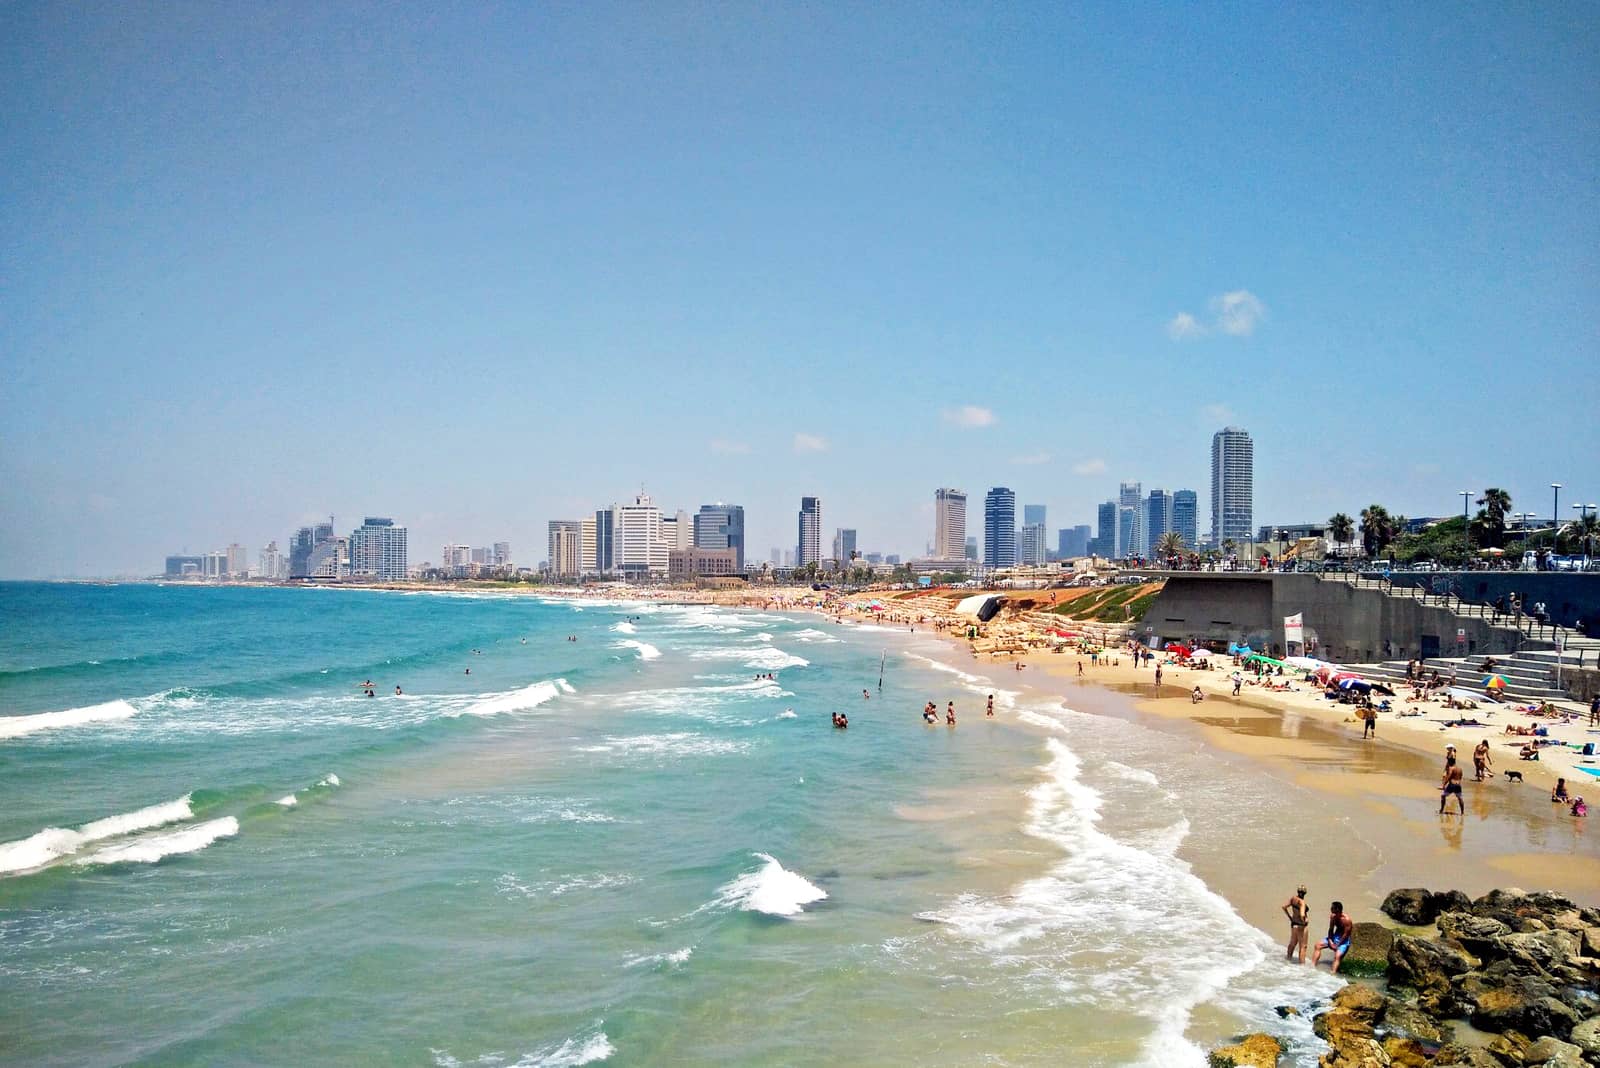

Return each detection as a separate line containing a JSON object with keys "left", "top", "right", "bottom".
{"left": 1, "top": 584, "right": 1347, "bottom": 1066}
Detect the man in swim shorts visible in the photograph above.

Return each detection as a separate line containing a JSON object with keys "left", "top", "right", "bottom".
{"left": 1440, "top": 758, "right": 1465, "bottom": 815}
{"left": 1282, "top": 884, "right": 1310, "bottom": 963}
{"left": 1312, "top": 901, "right": 1354, "bottom": 973}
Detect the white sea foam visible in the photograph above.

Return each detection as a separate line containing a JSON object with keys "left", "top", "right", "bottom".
{"left": 610, "top": 621, "right": 638, "bottom": 634}
{"left": 790, "top": 628, "right": 841, "bottom": 643}
{"left": 0, "top": 794, "right": 194, "bottom": 874}
{"left": 74, "top": 817, "right": 238, "bottom": 867}
{"left": 496, "top": 872, "right": 638, "bottom": 898}
{"left": 275, "top": 794, "right": 298, "bottom": 807}
{"left": 689, "top": 646, "right": 808, "bottom": 671}
{"left": 613, "top": 639, "right": 661, "bottom": 661}
{"left": 1104, "top": 760, "right": 1161, "bottom": 787}
{"left": 435, "top": 1025, "right": 614, "bottom": 1068}
{"left": 556, "top": 680, "right": 576, "bottom": 694}
{"left": 712, "top": 852, "right": 827, "bottom": 917}
{"left": 578, "top": 733, "right": 749, "bottom": 760}
{"left": 623, "top": 945, "right": 694, "bottom": 969}
{"left": 319, "top": 773, "right": 342, "bottom": 787}
{"left": 0, "top": 699, "right": 138, "bottom": 740}
{"left": 776, "top": 709, "right": 798, "bottom": 719}
{"left": 449, "top": 679, "right": 570, "bottom": 718}
{"left": 918, "top": 734, "right": 1311, "bottom": 1067}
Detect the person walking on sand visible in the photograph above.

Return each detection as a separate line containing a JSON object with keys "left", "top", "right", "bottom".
{"left": 1154, "top": 663, "right": 1163, "bottom": 688}
{"left": 1362, "top": 704, "right": 1376, "bottom": 739}
{"left": 1232, "top": 671, "right": 1243, "bottom": 697}
{"left": 1473, "top": 739, "right": 1494, "bottom": 781}
{"left": 1077, "top": 660, "right": 1084, "bottom": 677}
{"left": 1282, "top": 885, "right": 1310, "bottom": 963}
{"left": 986, "top": 695, "right": 995, "bottom": 717}
{"left": 1440, "top": 758, "right": 1465, "bottom": 815}
{"left": 1312, "top": 901, "right": 1354, "bottom": 973}
{"left": 1591, "top": 694, "right": 1599, "bottom": 728}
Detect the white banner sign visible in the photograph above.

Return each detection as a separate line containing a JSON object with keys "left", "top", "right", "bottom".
{"left": 1284, "top": 613, "right": 1304, "bottom": 646}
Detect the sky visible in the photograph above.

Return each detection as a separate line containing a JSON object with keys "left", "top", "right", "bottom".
{"left": 2, "top": 3, "right": 1597, "bottom": 576}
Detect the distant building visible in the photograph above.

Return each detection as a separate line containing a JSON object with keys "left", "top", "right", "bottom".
{"left": 1211, "top": 426, "right": 1254, "bottom": 546}
{"left": 797, "top": 497, "right": 822, "bottom": 566}
{"left": 1019, "top": 522, "right": 1047, "bottom": 566}
{"left": 1059, "top": 525, "right": 1090, "bottom": 558}
{"left": 865, "top": 552, "right": 883, "bottom": 565}
{"left": 1173, "top": 490, "right": 1198, "bottom": 549}
{"left": 1144, "top": 490, "right": 1172, "bottom": 556}
{"left": 165, "top": 554, "right": 203, "bottom": 578}
{"left": 548, "top": 521, "right": 583, "bottom": 578}
{"left": 580, "top": 517, "right": 597, "bottom": 575}
{"left": 305, "top": 536, "right": 349, "bottom": 579}
{"left": 983, "top": 487, "right": 1017, "bottom": 568}
{"left": 348, "top": 518, "right": 408, "bottom": 581}
{"left": 964, "top": 536, "right": 978, "bottom": 560}
{"left": 1023, "top": 504, "right": 1046, "bottom": 528}
{"left": 1256, "top": 522, "right": 1326, "bottom": 546}
{"left": 290, "top": 519, "right": 337, "bottom": 579}
{"left": 885, "top": 554, "right": 900, "bottom": 565}
{"left": 1118, "top": 483, "right": 1142, "bottom": 558}
{"left": 668, "top": 547, "right": 740, "bottom": 580}
{"left": 493, "top": 542, "right": 511, "bottom": 567}
{"left": 258, "top": 542, "right": 282, "bottom": 580}
{"left": 783, "top": 548, "right": 796, "bottom": 568}
{"left": 934, "top": 489, "right": 967, "bottom": 560}
{"left": 694, "top": 504, "right": 746, "bottom": 569}
{"left": 1093, "top": 500, "right": 1117, "bottom": 558}
{"left": 832, "top": 528, "right": 857, "bottom": 563}
{"left": 593, "top": 507, "right": 616, "bottom": 574}
{"left": 616, "top": 493, "right": 667, "bottom": 578}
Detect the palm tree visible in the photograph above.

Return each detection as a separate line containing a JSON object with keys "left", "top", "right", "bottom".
{"left": 1221, "top": 538, "right": 1237, "bottom": 557}
{"left": 1155, "top": 531, "right": 1185, "bottom": 562}
{"left": 1327, "top": 513, "right": 1355, "bottom": 548}
{"left": 1359, "top": 505, "right": 1396, "bottom": 557}
{"left": 1477, "top": 488, "right": 1511, "bottom": 548}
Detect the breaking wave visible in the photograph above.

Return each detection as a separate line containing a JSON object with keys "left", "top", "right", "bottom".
{"left": 613, "top": 639, "right": 662, "bottom": 661}
{"left": 73, "top": 817, "right": 239, "bottom": 867}
{"left": 689, "top": 646, "right": 808, "bottom": 671}
{"left": 712, "top": 852, "right": 828, "bottom": 917}
{"left": 0, "top": 794, "right": 194, "bottom": 874}
{"left": 447, "top": 679, "right": 571, "bottom": 718}
{"left": 0, "top": 699, "right": 137, "bottom": 741}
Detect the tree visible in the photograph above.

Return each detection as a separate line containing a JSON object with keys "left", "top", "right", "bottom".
{"left": 1155, "top": 531, "right": 1185, "bottom": 561}
{"left": 1359, "top": 505, "right": 1396, "bottom": 557}
{"left": 1476, "top": 488, "right": 1511, "bottom": 548}
{"left": 1222, "top": 538, "right": 1237, "bottom": 557}
{"left": 1327, "top": 513, "right": 1355, "bottom": 547}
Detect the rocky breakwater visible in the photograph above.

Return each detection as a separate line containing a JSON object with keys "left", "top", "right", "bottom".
{"left": 1209, "top": 888, "right": 1600, "bottom": 1068}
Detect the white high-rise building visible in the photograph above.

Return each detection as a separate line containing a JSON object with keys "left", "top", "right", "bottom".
{"left": 580, "top": 517, "right": 597, "bottom": 575}
{"left": 1211, "top": 427, "right": 1255, "bottom": 547}
{"left": 934, "top": 488, "right": 967, "bottom": 560}
{"left": 616, "top": 493, "right": 668, "bottom": 577}
{"left": 258, "top": 541, "right": 282, "bottom": 580}
{"left": 1118, "top": 481, "right": 1143, "bottom": 558}
{"left": 349, "top": 518, "right": 408, "bottom": 581}
{"left": 796, "top": 497, "right": 822, "bottom": 566}
{"left": 548, "top": 521, "right": 583, "bottom": 578}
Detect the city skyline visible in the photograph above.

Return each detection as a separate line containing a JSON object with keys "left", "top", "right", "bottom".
{"left": 4, "top": 7, "right": 1597, "bottom": 578}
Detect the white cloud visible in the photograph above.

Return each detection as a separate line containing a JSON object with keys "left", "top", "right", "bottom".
{"left": 709, "top": 439, "right": 750, "bottom": 455}
{"left": 792, "top": 433, "right": 828, "bottom": 454}
{"left": 1011, "top": 451, "right": 1051, "bottom": 465}
{"left": 942, "top": 405, "right": 996, "bottom": 429}
{"left": 1210, "top": 290, "right": 1266, "bottom": 336}
{"left": 1166, "top": 312, "right": 1206, "bottom": 341}
{"left": 1071, "top": 458, "right": 1107, "bottom": 476}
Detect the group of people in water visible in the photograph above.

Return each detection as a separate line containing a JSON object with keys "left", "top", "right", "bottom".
{"left": 1282, "top": 885, "right": 1355, "bottom": 973}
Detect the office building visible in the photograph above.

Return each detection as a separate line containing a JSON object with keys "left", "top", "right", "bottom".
{"left": 616, "top": 493, "right": 667, "bottom": 578}
{"left": 964, "top": 537, "right": 978, "bottom": 560}
{"left": 493, "top": 542, "right": 511, "bottom": 567}
{"left": 1118, "top": 482, "right": 1142, "bottom": 558}
{"left": 933, "top": 488, "right": 967, "bottom": 560}
{"left": 1094, "top": 501, "right": 1117, "bottom": 558}
{"left": 593, "top": 507, "right": 616, "bottom": 574}
{"left": 832, "top": 528, "right": 857, "bottom": 564}
{"left": 983, "top": 487, "right": 1016, "bottom": 568}
{"left": 796, "top": 497, "right": 822, "bottom": 566}
{"left": 1144, "top": 490, "right": 1172, "bottom": 556}
{"left": 164, "top": 554, "right": 203, "bottom": 578}
{"left": 668, "top": 547, "right": 740, "bottom": 580}
{"left": 548, "top": 520, "right": 584, "bottom": 578}
{"left": 1059, "top": 525, "right": 1090, "bottom": 559}
{"left": 1023, "top": 504, "right": 1046, "bottom": 528}
{"left": 305, "top": 536, "right": 348, "bottom": 579}
{"left": 348, "top": 518, "right": 408, "bottom": 581}
{"left": 289, "top": 519, "right": 337, "bottom": 579}
{"left": 694, "top": 504, "right": 746, "bottom": 569}
{"left": 1173, "top": 490, "right": 1198, "bottom": 549}
{"left": 580, "top": 517, "right": 596, "bottom": 575}
{"left": 1211, "top": 426, "right": 1255, "bottom": 546}
{"left": 1019, "top": 523, "right": 1047, "bottom": 566}
{"left": 258, "top": 542, "right": 282, "bottom": 580}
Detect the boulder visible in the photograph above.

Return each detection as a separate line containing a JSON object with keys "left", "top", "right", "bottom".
{"left": 1332, "top": 983, "right": 1388, "bottom": 1022}
{"left": 1524, "top": 1035, "right": 1585, "bottom": 1067}
{"left": 1207, "top": 1032, "right": 1281, "bottom": 1068}
{"left": 1526, "top": 891, "right": 1577, "bottom": 914}
{"left": 1317, "top": 1035, "right": 1391, "bottom": 1068}
{"left": 1343, "top": 924, "right": 1394, "bottom": 977}
{"left": 1581, "top": 927, "right": 1600, "bottom": 959}
{"left": 1274, "top": 1005, "right": 1301, "bottom": 1019}
{"left": 1379, "top": 999, "right": 1449, "bottom": 1045}
{"left": 1379, "top": 1036, "right": 1427, "bottom": 1068}
{"left": 1475, "top": 888, "right": 1530, "bottom": 912}
{"left": 1383, "top": 889, "right": 1436, "bottom": 926}
{"left": 1484, "top": 1030, "right": 1530, "bottom": 1064}
{"left": 1388, "top": 933, "right": 1477, "bottom": 995}
{"left": 1471, "top": 982, "right": 1581, "bottom": 1040}
{"left": 1437, "top": 912, "right": 1513, "bottom": 956}
{"left": 1430, "top": 889, "right": 1473, "bottom": 916}
{"left": 1548, "top": 909, "right": 1587, "bottom": 935}
{"left": 1496, "top": 929, "right": 1581, "bottom": 974}
{"left": 1569, "top": 1016, "right": 1600, "bottom": 1059}
{"left": 1431, "top": 1044, "right": 1504, "bottom": 1067}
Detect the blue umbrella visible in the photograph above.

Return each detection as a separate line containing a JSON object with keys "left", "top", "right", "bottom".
{"left": 1338, "top": 678, "right": 1372, "bottom": 692}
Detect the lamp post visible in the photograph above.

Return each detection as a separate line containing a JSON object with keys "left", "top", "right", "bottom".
{"left": 1552, "top": 483, "right": 1562, "bottom": 532}
{"left": 1461, "top": 491, "right": 1471, "bottom": 568}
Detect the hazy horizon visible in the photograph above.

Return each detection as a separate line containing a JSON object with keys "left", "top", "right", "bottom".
{"left": 4, "top": 6, "right": 1596, "bottom": 578}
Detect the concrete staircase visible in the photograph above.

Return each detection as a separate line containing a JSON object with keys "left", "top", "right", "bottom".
{"left": 1349, "top": 655, "right": 1575, "bottom": 706}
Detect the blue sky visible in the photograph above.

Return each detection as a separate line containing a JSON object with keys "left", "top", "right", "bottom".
{"left": 3, "top": 4, "right": 1596, "bottom": 575}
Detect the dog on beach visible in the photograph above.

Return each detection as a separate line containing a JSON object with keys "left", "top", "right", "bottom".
{"left": 1503, "top": 770, "right": 1524, "bottom": 784}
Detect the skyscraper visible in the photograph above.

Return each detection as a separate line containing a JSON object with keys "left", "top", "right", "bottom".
{"left": 580, "top": 517, "right": 597, "bottom": 575}
{"left": 492, "top": 541, "right": 511, "bottom": 567}
{"left": 693, "top": 504, "right": 746, "bottom": 569}
{"left": 1019, "top": 523, "right": 1046, "bottom": 566}
{"left": 1144, "top": 490, "right": 1172, "bottom": 556}
{"left": 616, "top": 493, "right": 667, "bottom": 577}
{"left": 1173, "top": 490, "right": 1199, "bottom": 549}
{"left": 593, "top": 507, "right": 616, "bottom": 574}
{"left": 1211, "top": 427, "right": 1255, "bottom": 546}
{"left": 1094, "top": 500, "right": 1116, "bottom": 558}
{"left": 348, "top": 518, "right": 408, "bottom": 581}
{"left": 832, "top": 528, "right": 857, "bottom": 563}
{"left": 796, "top": 497, "right": 822, "bottom": 566}
{"left": 258, "top": 541, "right": 282, "bottom": 580}
{"left": 1059, "top": 525, "right": 1090, "bottom": 558}
{"left": 1023, "top": 504, "right": 1046, "bottom": 528}
{"left": 1117, "top": 507, "right": 1136, "bottom": 560}
{"left": 933, "top": 488, "right": 967, "bottom": 560}
{"left": 548, "top": 520, "right": 583, "bottom": 578}
{"left": 1118, "top": 482, "right": 1142, "bottom": 558}
{"left": 983, "top": 487, "right": 1016, "bottom": 568}
{"left": 964, "top": 537, "right": 978, "bottom": 560}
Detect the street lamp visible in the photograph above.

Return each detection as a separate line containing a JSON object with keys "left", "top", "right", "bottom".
{"left": 1552, "top": 483, "right": 1562, "bottom": 530}
{"left": 1461, "top": 491, "right": 1471, "bottom": 567}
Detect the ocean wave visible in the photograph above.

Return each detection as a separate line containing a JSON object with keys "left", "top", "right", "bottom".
{"left": 917, "top": 736, "right": 1291, "bottom": 1066}
{"left": 790, "top": 628, "right": 841, "bottom": 643}
{"left": 688, "top": 646, "right": 808, "bottom": 671}
{"left": 0, "top": 794, "right": 194, "bottom": 874}
{"left": 577, "top": 733, "right": 749, "bottom": 760}
{"left": 712, "top": 852, "right": 827, "bottom": 917}
{"left": 73, "top": 816, "right": 238, "bottom": 867}
{"left": 775, "top": 709, "right": 798, "bottom": 719}
{"left": 435, "top": 1025, "right": 614, "bottom": 1068}
{"left": 447, "top": 679, "right": 571, "bottom": 718}
{"left": 275, "top": 795, "right": 298, "bottom": 807}
{"left": 495, "top": 872, "right": 638, "bottom": 899}
{"left": 623, "top": 945, "right": 693, "bottom": 969}
{"left": 610, "top": 620, "right": 637, "bottom": 634}
{"left": 0, "top": 699, "right": 138, "bottom": 741}
{"left": 612, "top": 639, "right": 662, "bottom": 661}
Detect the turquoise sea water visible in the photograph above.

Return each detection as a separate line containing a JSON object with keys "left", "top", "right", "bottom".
{"left": 0, "top": 583, "right": 1340, "bottom": 1067}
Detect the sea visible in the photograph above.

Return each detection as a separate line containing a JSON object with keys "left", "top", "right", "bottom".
{"left": 0, "top": 583, "right": 1343, "bottom": 1067}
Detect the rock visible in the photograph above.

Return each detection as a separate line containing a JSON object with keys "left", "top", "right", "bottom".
{"left": 1527, "top": 891, "right": 1577, "bottom": 914}
{"left": 1438, "top": 912, "right": 1514, "bottom": 956}
{"left": 1379, "top": 999, "right": 1449, "bottom": 1045}
{"left": 1343, "top": 924, "right": 1394, "bottom": 977}
{"left": 1332, "top": 983, "right": 1388, "bottom": 1022}
{"left": 1524, "top": 1035, "right": 1585, "bottom": 1067}
{"left": 1383, "top": 889, "right": 1436, "bottom": 926}
{"left": 1548, "top": 909, "right": 1587, "bottom": 935}
{"left": 1496, "top": 930, "right": 1581, "bottom": 974}
{"left": 1380, "top": 1036, "right": 1427, "bottom": 1068}
{"left": 1274, "top": 1005, "right": 1301, "bottom": 1019}
{"left": 1208, "top": 1032, "right": 1281, "bottom": 1068}
{"left": 1485, "top": 1030, "right": 1530, "bottom": 1064}
{"left": 1431, "top": 889, "right": 1473, "bottom": 916}
{"left": 1471, "top": 982, "right": 1581, "bottom": 1041}
{"left": 1432, "top": 1044, "right": 1503, "bottom": 1067}
{"left": 1318, "top": 1035, "right": 1391, "bottom": 1068}
{"left": 1476, "top": 888, "right": 1530, "bottom": 912}
{"left": 1388, "top": 933, "right": 1477, "bottom": 996}
{"left": 1570, "top": 1016, "right": 1600, "bottom": 1058}
{"left": 1581, "top": 927, "right": 1600, "bottom": 958}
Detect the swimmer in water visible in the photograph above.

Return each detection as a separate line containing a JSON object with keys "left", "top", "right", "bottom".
{"left": 986, "top": 695, "right": 994, "bottom": 717}
{"left": 394, "top": 685, "right": 403, "bottom": 695}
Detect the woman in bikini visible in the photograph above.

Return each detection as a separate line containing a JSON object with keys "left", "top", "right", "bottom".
{"left": 1282, "top": 885, "right": 1310, "bottom": 963}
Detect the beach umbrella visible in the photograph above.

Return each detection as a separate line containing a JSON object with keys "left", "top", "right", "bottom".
{"left": 1166, "top": 643, "right": 1192, "bottom": 658}
{"left": 1337, "top": 678, "right": 1372, "bottom": 692}
{"left": 1284, "top": 656, "right": 1326, "bottom": 671}
{"left": 1189, "top": 649, "right": 1212, "bottom": 661}
{"left": 1444, "top": 688, "right": 1482, "bottom": 705}
{"left": 1482, "top": 675, "right": 1508, "bottom": 689}
{"left": 1245, "top": 653, "right": 1286, "bottom": 668}
{"left": 1330, "top": 671, "right": 1364, "bottom": 683}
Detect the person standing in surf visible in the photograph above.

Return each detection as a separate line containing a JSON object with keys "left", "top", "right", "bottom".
{"left": 1282, "top": 885, "right": 1310, "bottom": 963}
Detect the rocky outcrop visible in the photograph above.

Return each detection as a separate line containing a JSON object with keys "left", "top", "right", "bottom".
{"left": 1207, "top": 1033, "right": 1282, "bottom": 1068}
{"left": 1228, "top": 887, "right": 1600, "bottom": 1068}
